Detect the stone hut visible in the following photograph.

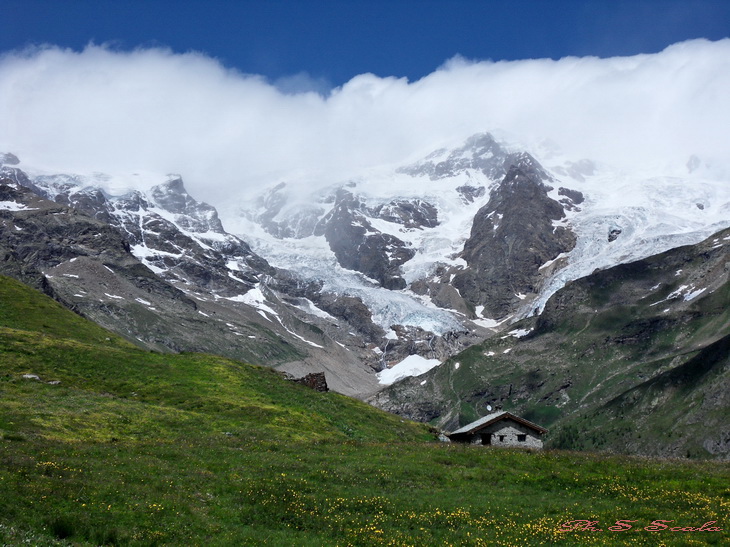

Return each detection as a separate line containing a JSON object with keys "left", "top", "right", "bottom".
{"left": 292, "top": 372, "right": 329, "bottom": 392}
{"left": 447, "top": 411, "right": 547, "bottom": 449}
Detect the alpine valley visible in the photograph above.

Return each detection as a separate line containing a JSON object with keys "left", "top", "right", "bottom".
{"left": 1, "top": 131, "right": 729, "bottom": 459}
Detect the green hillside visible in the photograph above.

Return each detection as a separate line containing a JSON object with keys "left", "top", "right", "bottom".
{"left": 0, "top": 274, "right": 433, "bottom": 446}
{"left": 1, "top": 275, "right": 728, "bottom": 545}
{"left": 374, "top": 227, "right": 730, "bottom": 460}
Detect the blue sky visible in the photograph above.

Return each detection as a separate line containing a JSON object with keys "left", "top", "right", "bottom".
{"left": 3, "top": 0, "right": 730, "bottom": 89}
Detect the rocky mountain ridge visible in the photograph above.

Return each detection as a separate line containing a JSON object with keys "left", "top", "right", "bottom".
{"left": 0, "top": 163, "right": 386, "bottom": 395}
{"left": 237, "top": 134, "right": 583, "bottom": 326}
{"left": 3, "top": 131, "right": 729, "bottom": 403}
{"left": 5, "top": 135, "right": 571, "bottom": 395}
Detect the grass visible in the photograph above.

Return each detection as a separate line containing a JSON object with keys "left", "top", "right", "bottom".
{"left": 1, "top": 274, "right": 729, "bottom": 545}
{"left": 2, "top": 437, "right": 728, "bottom": 545}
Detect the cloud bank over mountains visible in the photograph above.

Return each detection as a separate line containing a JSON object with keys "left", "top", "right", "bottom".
{"left": 1, "top": 39, "right": 728, "bottom": 206}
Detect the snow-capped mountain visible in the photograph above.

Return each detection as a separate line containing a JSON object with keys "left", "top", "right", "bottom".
{"left": 229, "top": 135, "right": 575, "bottom": 330}
{"left": 0, "top": 158, "right": 384, "bottom": 396}
{"left": 2, "top": 132, "right": 729, "bottom": 397}
{"left": 228, "top": 131, "right": 729, "bottom": 329}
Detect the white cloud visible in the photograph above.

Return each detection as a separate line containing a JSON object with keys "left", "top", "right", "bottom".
{"left": 1, "top": 39, "right": 728, "bottom": 209}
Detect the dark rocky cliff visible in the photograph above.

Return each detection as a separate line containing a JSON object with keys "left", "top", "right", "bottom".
{"left": 314, "top": 189, "right": 415, "bottom": 290}
{"left": 452, "top": 153, "right": 577, "bottom": 318}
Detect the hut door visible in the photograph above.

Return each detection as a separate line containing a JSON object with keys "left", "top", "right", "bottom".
{"left": 481, "top": 433, "right": 491, "bottom": 445}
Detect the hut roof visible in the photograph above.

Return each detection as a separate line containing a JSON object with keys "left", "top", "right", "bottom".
{"left": 449, "top": 411, "right": 548, "bottom": 436}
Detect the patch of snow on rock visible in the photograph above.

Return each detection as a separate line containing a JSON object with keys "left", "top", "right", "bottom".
{"left": 226, "top": 285, "right": 279, "bottom": 317}
{"left": 377, "top": 355, "right": 442, "bottom": 385}
{"left": 683, "top": 287, "right": 706, "bottom": 301}
{"left": 0, "top": 201, "right": 34, "bottom": 211}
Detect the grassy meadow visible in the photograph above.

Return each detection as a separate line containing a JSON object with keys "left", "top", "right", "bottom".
{"left": 1, "top": 275, "right": 728, "bottom": 545}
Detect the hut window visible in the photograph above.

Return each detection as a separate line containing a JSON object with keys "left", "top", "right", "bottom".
{"left": 517, "top": 434, "right": 527, "bottom": 442}
{"left": 498, "top": 435, "right": 505, "bottom": 442}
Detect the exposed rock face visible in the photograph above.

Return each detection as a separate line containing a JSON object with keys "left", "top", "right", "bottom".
{"left": 1, "top": 162, "right": 45, "bottom": 196}
{"left": 315, "top": 189, "right": 415, "bottom": 289}
{"left": 452, "top": 153, "right": 576, "bottom": 318}
{"left": 315, "top": 293, "right": 385, "bottom": 342}
{"left": 397, "top": 133, "right": 510, "bottom": 180}
{"left": 408, "top": 263, "right": 474, "bottom": 317}
{"left": 608, "top": 226, "right": 622, "bottom": 242}
{"left": 270, "top": 269, "right": 387, "bottom": 345}
{"left": 33, "top": 173, "right": 273, "bottom": 296}
{"left": 456, "top": 185, "right": 486, "bottom": 204}
{"left": 0, "top": 170, "right": 285, "bottom": 356}
{"left": 372, "top": 324, "right": 472, "bottom": 370}
{"left": 250, "top": 184, "right": 437, "bottom": 291}
{"left": 0, "top": 175, "right": 200, "bottom": 335}
{"left": 368, "top": 199, "right": 439, "bottom": 229}
{"left": 557, "top": 187, "right": 584, "bottom": 211}
{"left": 557, "top": 187, "right": 584, "bottom": 203}
{"left": 149, "top": 177, "right": 225, "bottom": 233}
{"left": 238, "top": 132, "right": 584, "bottom": 340}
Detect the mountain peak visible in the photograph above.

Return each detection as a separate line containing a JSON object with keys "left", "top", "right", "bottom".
{"left": 149, "top": 176, "right": 191, "bottom": 213}
{"left": 0, "top": 152, "right": 20, "bottom": 166}
{"left": 397, "top": 131, "right": 509, "bottom": 180}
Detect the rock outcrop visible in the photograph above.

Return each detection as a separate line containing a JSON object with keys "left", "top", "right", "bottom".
{"left": 314, "top": 189, "right": 415, "bottom": 290}
{"left": 452, "top": 153, "right": 576, "bottom": 318}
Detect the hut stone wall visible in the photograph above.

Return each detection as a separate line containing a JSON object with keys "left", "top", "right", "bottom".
{"left": 466, "top": 418, "right": 543, "bottom": 449}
